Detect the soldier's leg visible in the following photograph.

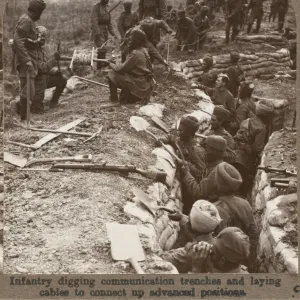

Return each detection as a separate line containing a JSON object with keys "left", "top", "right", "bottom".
{"left": 47, "top": 74, "right": 68, "bottom": 107}
{"left": 277, "top": 10, "right": 285, "bottom": 31}
{"left": 107, "top": 76, "right": 119, "bottom": 103}
{"left": 19, "top": 76, "right": 35, "bottom": 120}
{"left": 225, "top": 20, "right": 231, "bottom": 43}
{"left": 31, "top": 73, "right": 46, "bottom": 113}
{"left": 231, "top": 20, "right": 239, "bottom": 41}
{"left": 95, "top": 30, "right": 108, "bottom": 70}
{"left": 255, "top": 15, "right": 262, "bottom": 33}
{"left": 247, "top": 13, "right": 254, "bottom": 34}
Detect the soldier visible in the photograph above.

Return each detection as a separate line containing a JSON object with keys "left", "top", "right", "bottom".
{"left": 239, "top": 0, "right": 249, "bottom": 30}
{"left": 162, "top": 200, "right": 221, "bottom": 273}
{"left": 197, "top": 55, "right": 214, "bottom": 86}
{"left": 180, "top": 135, "right": 227, "bottom": 203}
{"left": 166, "top": 5, "right": 178, "bottom": 30}
{"left": 226, "top": 52, "right": 245, "bottom": 98}
{"left": 12, "top": 0, "right": 47, "bottom": 121}
{"left": 176, "top": 10, "right": 197, "bottom": 52}
{"left": 192, "top": 74, "right": 236, "bottom": 120}
{"left": 117, "top": 0, "right": 139, "bottom": 41}
{"left": 277, "top": 0, "right": 288, "bottom": 32}
{"left": 139, "top": 17, "right": 172, "bottom": 48}
{"left": 206, "top": 106, "right": 236, "bottom": 164}
{"left": 247, "top": 0, "right": 265, "bottom": 34}
{"left": 91, "top": 0, "right": 117, "bottom": 70}
{"left": 269, "top": 0, "right": 278, "bottom": 22}
{"left": 224, "top": 0, "right": 242, "bottom": 43}
{"left": 193, "top": 6, "right": 210, "bottom": 50}
{"left": 234, "top": 100, "right": 273, "bottom": 197}
{"left": 107, "top": 29, "right": 155, "bottom": 105}
{"left": 30, "top": 26, "right": 67, "bottom": 112}
{"left": 191, "top": 227, "right": 250, "bottom": 273}
{"left": 120, "top": 25, "right": 169, "bottom": 67}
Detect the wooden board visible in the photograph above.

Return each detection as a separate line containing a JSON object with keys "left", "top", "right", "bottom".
{"left": 33, "top": 118, "right": 85, "bottom": 149}
{"left": 106, "top": 223, "right": 145, "bottom": 262}
{"left": 4, "top": 152, "right": 27, "bottom": 168}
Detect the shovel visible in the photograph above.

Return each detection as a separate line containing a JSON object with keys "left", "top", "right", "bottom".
{"left": 132, "top": 186, "right": 175, "bottom": 217}
{"left": 106, "top": 223, "right": 145, "bottom": 274}
{"left": 130, "top": 116, "right": 181, "bottom": 162}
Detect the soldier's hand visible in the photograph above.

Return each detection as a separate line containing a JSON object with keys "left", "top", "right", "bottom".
{"left": 53, "top": 51, "right": 61, "bottom": 61}
{"left": 168, "top": 210, "right": 183, "bottom": 222}
{"left": 25, "top": 61, "right": 34, "bottom": 75}
{"left": 192, "top": 242, "right": 213, "bottom": 273}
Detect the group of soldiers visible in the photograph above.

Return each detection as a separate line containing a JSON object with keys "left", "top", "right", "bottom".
{"left": 11, "top": 0, "right": 288, "bottom": 274}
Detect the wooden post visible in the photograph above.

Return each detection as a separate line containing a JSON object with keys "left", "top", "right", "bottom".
{"left": 70, "top": 49, "right": 76, "bottom": 70}
{"left": 91, "top": 47, "right": 95, "bottom": 70}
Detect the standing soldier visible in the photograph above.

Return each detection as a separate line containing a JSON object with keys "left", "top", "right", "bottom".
{"left": 12, "top": 0, "right": 47, "bottom": 121}
{"left": 166, "top": 5, "right": 178, "bottom": 30}
{"left": 239, "top": 0, "right": 249, "bottom": 30}
{"left": 176, "top": 9, "right": 197, "bottom": 52}
{"left": 247, "top": 0, "right": 265, "bottom": 34}
{"left": 193, "top": 6, "right": 210, "bottom": 50}
{"left": 226, "top": 52, "right": 245, "bottom": 98}
{"left": 117, "top": 0, "right": 139, "bottom": 41}
{"left": 224, "top": 0, "right": 242, "bottom": 44}
{"left": 268, "top": 0, "right": 278, "bottom": 22}
{"left": 277, "top": 0, "right": 288, "bottom": 32}
{"left": 91, "top": 0, "right": 117, "bottom": 70}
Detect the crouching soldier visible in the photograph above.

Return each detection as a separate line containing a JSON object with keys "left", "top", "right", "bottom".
{"left": 107, "top": 29, "right": 155, "bottom": 105}
{"left": 161, "top": 200, "right": 222, "bottom": 273}
{"left": 31, "top": 26, "right": 68, "bottom": 112}
{"left": 176, "top": 9, "right": 197, "bottom": 52}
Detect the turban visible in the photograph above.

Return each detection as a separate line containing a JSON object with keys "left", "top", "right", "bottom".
{"left": 36, "top": 26, "right": 47, "bottom": 35}
{"left": 178, "top": 9, "right": 186, "bottom": 16}
{"left": 131, "top": 29, "right": 146, "bottom": 44}
{"left": 205, "top": 135, "right": 227, "bottom": 152}
{"left": 213, "top": 106, "right": 230, "bottom": 123}
{"left": 28, "top": 0, "right": 46, "bottom": 11}
{"left": 190, "top": 200, "right": 222, "bottom": 233}
{"left": 215, "top": 162, "right": 242, "bottom": 193}
{"left": 180, "top": 115, "right": 200, "bottom": 134}
{"left": 230, "top": 52, "right": 240, "bottom": 63}
{"left": 214, "top": 227, "right": 250, "bottom": 263}
{"left": 256, "top": 100, "right": 273, "bottom": 116}
{"left": 123, "top": 0, "right": 132, "bottom": 6}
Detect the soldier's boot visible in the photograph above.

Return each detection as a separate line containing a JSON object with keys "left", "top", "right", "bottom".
{"left": 19, "top": 97, "right": 27, "bottom": 121}
{"left": 247, "top": 23, "right": 253, "bottom": 34}
{"left": 107, "top": 77, "right": 119, "bottom": 103}
{"left": 50, "top": 78, "right": 67, "bottom": 107}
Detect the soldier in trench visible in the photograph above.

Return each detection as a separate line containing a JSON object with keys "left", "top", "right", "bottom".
{"left": 197, "top": 55, "right": 215, "bottom": 87}
{"left": 107, "top": 29, "right": 155, "bottom": 105}
{"left": 161, "top": 200, "right": 222, "bottom": 273}
{"left": 12, "top": 0, "right": 47, "bottom": 121}
{"left": 233, "top": 100, "right": 274, "bottom": 197}
{"left": 91, "top": 0, "right": 117, "bottom": 70}
{"left": 190, "top": 227, "right": 250, "bottom": 273}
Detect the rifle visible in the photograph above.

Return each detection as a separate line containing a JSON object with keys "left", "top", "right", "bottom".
{"left": 257, "top": 166, "right": 297, "bottom": 176}
{"left": 50, "top": 163, "right": 167, "bottom": 184}
{"left": 109, "top": 0, "right": 123, "bottom": 13}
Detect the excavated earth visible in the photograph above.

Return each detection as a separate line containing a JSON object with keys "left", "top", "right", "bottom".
{"left": 3, "top": 5, "right": 297, "bottom": 274}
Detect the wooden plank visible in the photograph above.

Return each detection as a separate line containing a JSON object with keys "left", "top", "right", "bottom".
{"left": 30, "top": 127, "right": 92, "bottom": 137}
{"left": 33, "top": 118, "right": 85, "bottom": 149}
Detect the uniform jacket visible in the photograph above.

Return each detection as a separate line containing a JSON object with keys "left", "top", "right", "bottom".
{"left": 236, "top": 98, "right": 256, "bottom": 124}
{"left": 139, "top": 0, "right": 168, "bottom": 20}
{"left": 226, "top": 64, "right": 245, "bottom": 98}
{"left": 176, "top": 17, "right": 196, "bottom": 43}
{"left": 117, "top": 11, "right": 139, "bottom": 38}
{"left": 193, "top": 13, "right": 210, "bottom": 34}
{"left": 12, "top": 13, "right": 39, "bottom": 77}
{"left": 91, "top": 2, "right": 115, "bottom": 38}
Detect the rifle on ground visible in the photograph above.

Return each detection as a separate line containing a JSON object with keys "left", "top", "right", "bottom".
{"left": 50, "top": 163, "right": 167, "bottom": 184}
{"left": 257, "top": 166, "right": 297, "bottom": 176}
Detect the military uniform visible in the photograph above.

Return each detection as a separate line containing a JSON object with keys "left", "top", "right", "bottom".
{"left": 107, "top": 47, "right": 154, "bottom": 104}
{"left": 176, "top": 16, "right": 197, "bottom": 51}
{"left": 236, "top": 98, "right": 256, "bottom": 124}
{"left": 226, "top": 64, "right": 245, "bottom": 98}
{"left": 277, "top": 0, "right": 288, "bottom": 32}
{"left": 182, "top": 159, "right": 223, "bottom": 203}
{"left": 206, "top": 128, "right": 236, "bottom": 164}
{"left": 12, "top": 13, "right": 39, "bottom": 120}
{"left": 193, "top": 11, "right": 210, "bottom": 49}
{"left": 247, "top": 0, "right": 265, "bottom": 34}
{"left": 225, "top": 0, "right": 242, "bottom": 43}
{"left": 91, "top": 1, "right": 116, "bottom": 68}
{"left": 269, "top": 0, "right": 278, "bottom": 22}
{"left": 117, "top": 11, "right": 139, "bottom": 39}
{"left": 34, "top": 46, "right": 66, "bottom": 109}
